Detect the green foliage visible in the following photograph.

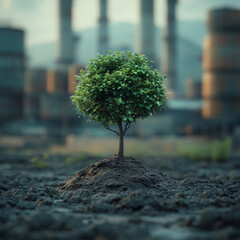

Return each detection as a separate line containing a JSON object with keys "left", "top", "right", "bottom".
{"left": 71, "top": 51, "right": 167, "bottom": 127}
{"left": 65, "top": 152, "right": 89, "bottom": 164}
{"left": 177, "top": 138, "right": 232, "bottom": 161}
{"left": 30, "top": 154, "right": 49, "bottom": 169}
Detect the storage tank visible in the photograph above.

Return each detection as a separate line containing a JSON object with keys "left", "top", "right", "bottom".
{"left": 0, "top": 27, "right": 25, "bottom": 123}
{"left": 203, "top": 32, "right": 240, "bottom": 71}
{"left": 202, "top": 8, "right": 240, "bottom": 119}
{"left": 207, "top": 8, "right": 240, "bottom": 32}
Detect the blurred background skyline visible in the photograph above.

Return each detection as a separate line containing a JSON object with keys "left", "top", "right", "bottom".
{"left": 0, "top": 0, "right": 240, "bottom": 156}
{"left": 1, "top": 0, "right": 240, "bottom": 46}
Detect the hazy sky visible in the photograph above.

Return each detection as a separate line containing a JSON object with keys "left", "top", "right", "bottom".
{"left": 0, "top": 0, "right": 239, "bottom": 46}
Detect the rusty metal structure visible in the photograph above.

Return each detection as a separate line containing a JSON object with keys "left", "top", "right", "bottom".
{"left": 202, "top": 8, "right": 240, "bottom": 119}
{"left": 163, "top": 0, "right": 177, "bottom": 92}
{"left": 98, "top": 0, "right": 109, "bottom": 54}
{"left": 0, "top": 27, "right": 25, "bottom": 123}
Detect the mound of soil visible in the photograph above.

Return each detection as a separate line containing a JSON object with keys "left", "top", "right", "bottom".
{"left": 58, "top": 156, "right": 179, "bottom": 214}
{"left": 1, "top": 153, "right": 240, "bottom": 239}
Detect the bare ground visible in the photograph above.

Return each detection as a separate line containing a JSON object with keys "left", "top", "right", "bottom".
{"left": 0, "top": 153, "right": 240, "bottom": 240}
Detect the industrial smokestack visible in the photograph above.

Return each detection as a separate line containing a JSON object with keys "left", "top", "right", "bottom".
{"left": 57, "top": 0, "right": 74, "bottom": 69}
{"left": 139, "top": 0, "right": 155, "bottom": 64}
{"left": 98, "top": 0, "right": 109, "bottom": 54}
{"left": 163, "top": 0, "right": 177, "bottom": 92}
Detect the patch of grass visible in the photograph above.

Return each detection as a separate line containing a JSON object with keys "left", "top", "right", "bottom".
{"left": 30, "top": 153, "right": 50, "bottom": 169}
{"left": 177, "top": 138, "right": 232, "bottom": 161}
{"left": 3, "top": 148, "right": 16, "bottom": 154}
{"left": 65, "top": 151, "right": 91, "bottom": 164}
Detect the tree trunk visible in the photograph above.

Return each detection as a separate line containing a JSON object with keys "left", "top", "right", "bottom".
{"left": 118, "top": 122, "right": 124, "bottom": 160}
{"left": 118, "top": 133, "right": 124, "bottom": 160}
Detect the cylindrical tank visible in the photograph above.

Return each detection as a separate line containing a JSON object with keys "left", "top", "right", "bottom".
{"left": 203, "top": 33, "right": 240, "bottom": 71}
{"left": 207, "top": 8, "right": 240, "bottom": 32}
{"left": 0, "top": 27, "right": 25, "bottom": 122}
{"left": 202, "top": 72, "right": 240, "bottom": 99}
{"left": 202, "top": 8, "right": 240, "bottom": 119}
{"left": 202, "top": 99, "right": 237, "bottom": 119}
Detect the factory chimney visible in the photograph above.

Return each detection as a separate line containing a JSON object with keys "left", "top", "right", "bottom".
{"left": 98, "top": 0, "right": 109, "bottom": 54}
{"left": 57, "top": 0, "right": 74, "bottom": 70}
{"left": 139, "top": 0, "right": 155, "bottom": 65}
{"left": 163, "top": 0, "right": 177, "bottom": 93}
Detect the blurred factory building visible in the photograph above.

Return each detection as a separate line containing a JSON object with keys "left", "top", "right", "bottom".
{"left": 163, "top": 0, "right": 178, "bottom": 93}
{"left": 139, "top": 0, "right": 155, "bottom": 65}
{"left": 0, "top": 27, "right": 25, "bottom": 123}
{"left": 98, "top": 0, "right": 109, "bottom": 55}
{"left": 201, "top": 8, "right": 240, "bottom": 134}
{"left": 57, "top": 0, "right": 74, "bottom": 70}
{"left": 0, "top": 1, "right": 240, "bottom": 142}
{"left": 23, "top": 0, "right": 83, "bottom": 139}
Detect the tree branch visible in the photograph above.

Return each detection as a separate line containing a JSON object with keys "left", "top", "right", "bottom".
{"left": 103, "top": 124, "right": 119, "bottom": 136}
{"left": 123, "top": 121, "right": 130, "bottom": 134}
{"left": 123, "top": 120, "right": 135, "bottom": 135}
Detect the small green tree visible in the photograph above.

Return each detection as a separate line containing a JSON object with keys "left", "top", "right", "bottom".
{"left": 71, "top": 51, "right": 167, "bottom": 160}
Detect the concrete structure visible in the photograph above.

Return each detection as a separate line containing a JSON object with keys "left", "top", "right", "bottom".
{"left": 68, "top": 64, "right": 85, "bottom": 94}
{"left": 202, "top": 8, "right": 240, "bottom": 120}
{"left": 57, "top": 0, "right": 74, "bottom": 70}
{"left": 139, "top": 0, "right": 155, "bottom": 64}
{"left": 24, "top": 66, "right": 77, "bottom": 138}
{"left": 0, "top": 27, "right": 25, "bottom": 123}
{"left": 163, "top": 0, "right": 177, "bottom": 92}
{"left": 98, "top": 0, "right": 109, "bottom": 54}
{"left": 185, "top": 78, "right": 202, "bottom": 100}
{"left": 24, "top": 68, "right": 47, "bottom": 119}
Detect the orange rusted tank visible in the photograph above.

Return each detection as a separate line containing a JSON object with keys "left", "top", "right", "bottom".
{"left": 202, "top": 8, "right": 240, "bottom": 119}
{"left": 203, "top": 33, "right": 240, "bottom": 71}
{"left": 202, "top": 72, "right": 240, "bottom": 99}
{"left": 202, "top": 99, "right": 222, "bottom": 119}
{"left": 207, "top": 8, "right": 240, "bottom": 32}
{"left": 202, "top": 99, "right": 239, "bottom": 119}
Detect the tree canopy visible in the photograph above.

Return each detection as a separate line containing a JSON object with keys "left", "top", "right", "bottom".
{"left": 71, "top": 51, "right": 167, "bottom": 159}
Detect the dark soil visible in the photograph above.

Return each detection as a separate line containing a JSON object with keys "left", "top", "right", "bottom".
{"left": 0, "top": 153, "right": 240, "bottom": 240}
{"left": 58, "top": 156, "right": 178, "bottom": 214}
